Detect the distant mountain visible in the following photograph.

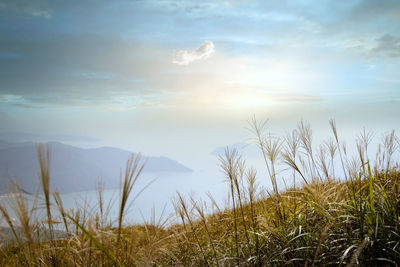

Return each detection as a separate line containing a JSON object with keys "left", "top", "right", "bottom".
{"left": 0, "top": 141, "right": 191, "bottom": 194}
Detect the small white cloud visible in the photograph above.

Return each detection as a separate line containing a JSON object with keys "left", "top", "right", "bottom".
{"left": 172, "top": 40, "right": 215, "bottom": 65}
{"left": 0, "top": 94, "right": 24, "bottom": 103}
{"left": 30, "top": 9, "right": 52, "bottom": 19}
{"left": 0, "top": 1, "right": 52, "bottom": 19}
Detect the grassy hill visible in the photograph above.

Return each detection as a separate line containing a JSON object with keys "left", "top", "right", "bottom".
{"left": 0, "top": 120, "right": 399, "bottom": 266}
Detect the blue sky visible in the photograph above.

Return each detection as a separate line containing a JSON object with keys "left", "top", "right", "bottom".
{"left": 0, "top": 0, "right": 399, "bottom": 169}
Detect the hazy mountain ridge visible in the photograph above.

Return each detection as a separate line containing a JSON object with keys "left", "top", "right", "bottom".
{"left": 0, "top": 141, "right": 192, "bottom": 194}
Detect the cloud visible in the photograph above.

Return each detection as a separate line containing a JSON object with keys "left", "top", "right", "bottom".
{"left": 371, "top": 34, "right": 400, "bottom": 58}
{"left": 0, "top": 0, "right": 52, "bottom": 19}
{"left": 172, "top": 40, "right": 215, "bottom": 65}
{"left": 350, "top": 0, "right": 400, "bottom": 22}
{"left": 0, "top": 33, "right": 172, "bottom": 107}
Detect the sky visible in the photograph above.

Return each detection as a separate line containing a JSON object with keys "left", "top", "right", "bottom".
{"left": 0, "top": 0, "right": 400, "bottom": 171}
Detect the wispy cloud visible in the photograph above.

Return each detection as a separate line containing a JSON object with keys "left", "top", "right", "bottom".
{"left": 0, "top": 52, "right": 23, "bottom": 59}
{"left": 371, "top": 34, "right": 400, "bottom": 58}
{"left": 0, "top": 0, "right": 52, "bottom": 19}
{"left": 172, "top": 40, "right": 215, "bottom": 65}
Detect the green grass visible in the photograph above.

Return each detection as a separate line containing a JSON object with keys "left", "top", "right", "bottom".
{"left": 0, "top": 120, "right": 399, "bottom": 266}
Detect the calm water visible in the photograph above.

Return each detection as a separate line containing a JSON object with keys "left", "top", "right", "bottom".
{"left": 59, "top": 170, "right": 228, "bottom": 225}
{"left": 0, "top": 170, "right": 229, "bottom": 227}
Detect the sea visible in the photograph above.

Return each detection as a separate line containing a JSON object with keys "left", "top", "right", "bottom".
{"left": 0, "top": 170, "right": 229, "bottom": 229}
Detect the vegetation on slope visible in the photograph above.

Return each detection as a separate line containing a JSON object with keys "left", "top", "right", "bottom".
{"left": 0, "top": 119, "right": 399, "bottom": 266}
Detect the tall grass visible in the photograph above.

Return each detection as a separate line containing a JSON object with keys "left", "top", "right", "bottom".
{"left": 117, "top": 153, "right": 145, "bottom": 242}
{"left": 37, "top": 144, "right": 54, "bottom": 240}
{"left": 0, "top": 119, "right": 399, "bottom": 266}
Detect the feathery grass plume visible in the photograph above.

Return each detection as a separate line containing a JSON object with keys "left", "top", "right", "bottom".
{"left": 117, "top": 153, "right": 146, "bottom": 242}
{"left": 36, "top": 143, "right": 54, "bottom": 240}
{"left": 317, "top": 144, "right": 330, "bottom": 181}
{"left": 298, "top": 120, "right": 321, "bottom": 181}
{"left": 230, "top": 153, "right": 251, "bottom": 249}
{"left": 53, "top": 190, "right": 69, "bottom": 234}
{"left": 330, "top": 118, "right": 348, "bottom": 181}
{"left": 346, "top": 157, "right": 362, "bottom": 202}
{"left": 357, "top": 128, "right": 374, "bottom": 171}
{"left": 8, "top": 181, "right": 34, "bottom": 244}
{"left": 246, "top": 167, "right": 260, "bottom": 257}
{"left": 249, "top": 117, "right": 282, "bottom": 197}
{"left": 95, "top": 179, "right": 116, "bottom": 229}
{"left": 95, "top": 179, "right": 117, "bottom": 230}
{"left": 6, "top": 181, "right": 39, "bottom": 265}
{"left": 375, "top": 143, "right": 383, "bottom": 177}
{"left": 72, "top": 208, "right": 81, "bottom": 235}
{"left": 282, "top": 149, "right": 308, "bottom": 185}
{"left": 251, "top": 123, "right": 287, "bottom": 226}
{"left": 219, "top": 148, "right": 240, "bottom": 262}
{"left": 248, "top": 118, "right": 273, "bottom": 185}
{"left": 325, "top": 138, "right": 337, "bottom": 177}
{"left": 206, "top": 192, "right": 221, "bottom": 214}
{"left": 347, "top": 157, "right": 361, "bottom": 182}
{"left": 0, "top": 203, "right": 21, "bottom": 244}
{"left": 284, "top": 130, "right": 300, "bottom": 188}
{"left": 356, "top": 139, "right": 366, "bottom": 177}
{"left": 383, "top": 130, "right": 398, "bottom": 177}
{"left": 264, "top": 133, "right": 282, "bottom": 195}
{"left": 96, "top": 179, "right": 104, "bottom": 228}
{"left": 71, "top": 196, "right": 91, "bottom": 233}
